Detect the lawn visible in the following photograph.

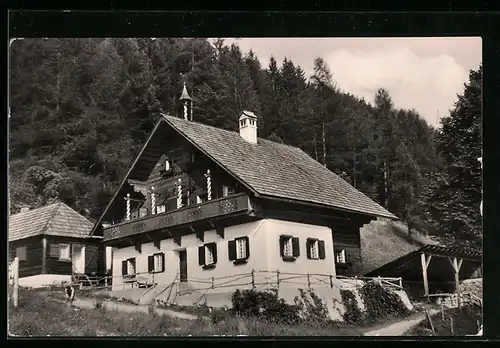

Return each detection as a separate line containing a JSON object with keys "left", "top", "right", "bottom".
{"left": 404, "top": 305, "right": 482, "bottom": 336}
{"left": 8, "top": 288, "right": 363, "bottom": 337}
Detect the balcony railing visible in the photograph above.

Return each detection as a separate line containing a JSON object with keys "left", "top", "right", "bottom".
{"left": 103, "top": 193, "right": 252, "bottom": 242}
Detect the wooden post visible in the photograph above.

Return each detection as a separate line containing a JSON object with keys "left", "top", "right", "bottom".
{"left": 307, "top": 273, "right": 311, "bottom": 290}
{"left": 12, "top": 257, "right": 19, "bottom": 308}
{"left": 425, "top": 309, "right": 435, "bottom": 335}
{"left": 42, "top": 237, "right": 47, "bottom": 274}
{"left": 211, "top": 277, "right": 215, "bottom": 289}
{"left": 448, "top": 257, "right": 463, "bottom": 307}
{"left": 251, "top": 270, "right": 255, "bottom": 290}
{"left": 377, "top": 276, "right": 382, "bottom": 286}
{"left": 421, "top": 253, "right": 432, "bottom": 300}
{"left": 450, "top": 316, "right": 454, "bottom": 335}
{"left": 441, "top": 303, "right": 444, "bottom": 320}
{"left": 329, "top": 275, "right": 333, "bottom": 288}
{"left": 276, "top": 270, "right": 280, "bottom": 292}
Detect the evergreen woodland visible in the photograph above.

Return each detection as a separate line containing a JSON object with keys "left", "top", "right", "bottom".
{"left": 9, "top": 38, "right": 482, "bottom": 248}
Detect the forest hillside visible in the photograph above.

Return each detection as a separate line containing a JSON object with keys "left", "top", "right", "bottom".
{"left": 8, "top": 38, "right": 482, "bottom": 248}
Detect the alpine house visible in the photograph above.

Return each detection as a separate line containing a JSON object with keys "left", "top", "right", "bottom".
{"left": 91, "top": 83, "right": 397, "bottom": 293}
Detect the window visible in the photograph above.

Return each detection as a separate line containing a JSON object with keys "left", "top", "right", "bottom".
{"left": 16, "top": 246, "right": 27, "bottom": 262}
{"left": 157, "top": 205, "right": 166, "bottom": 214}
{"left": 335, "top": 249, "right": 346, "bottom": 264}
{"left": 228, "top": 237, "right": 250, "bottom": 264}
{"left": 306, "top": 238, "right": 326, "bottom": 260}
{"left": 196, "top": 195, "right": 202, "bottom": 204}
{"left": 165, "top": 160, "right": 171, "bottom": 171}
{"left": 279, "top": 235, "right": 300, "bottom": 261}
{"left": 199, "top": 242, "right": 217, "bottom": 269}
{"left": 122, "top": 258, "right": 136, "bottom": 277}
{"left": 148, "top": 253, "right": 165, "bottom": 273}
{"left": 49, "top": 243, "right": 71, "bottom": 261}
{"left": 222, "top": 185, "right": 235, "bottom": 197}
{"left": 139, "top": 207, "right": 148, "bottom": 218}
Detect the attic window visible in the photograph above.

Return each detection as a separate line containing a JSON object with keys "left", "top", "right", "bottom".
{"left": 165, "top": 160, "right": 171, "bottom": 171}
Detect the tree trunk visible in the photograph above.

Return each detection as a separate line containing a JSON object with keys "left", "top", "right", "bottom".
{"left": 322, "top": 121, "right": 326, "bottom": 167}
{"left": 383, "top": 161, "right": 389, "bottom": 208}
{"left": 313, "top": 134, "right": 318, "bottom": 161}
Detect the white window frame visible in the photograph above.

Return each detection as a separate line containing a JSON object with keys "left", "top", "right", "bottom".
{"left": 59, "top": 243, "right": 71, "bottom": 261}
{"left": 156, "top": 205, "right": 166, "bottom": 214}
{"left": 336, "top": 249, "right": 346, "bottom": 264}
{"left": 309, "top": 240, "right": 319, "bottom": 260}
{"left": 153, "top": 253, "right": 163, "bottom": 273}
{"left": 16, "top": 246, "right": 27, "bottom": 262}
{"left": 236, "top": 238, "right": 247, "bottom": 259}
{"left": 222, "top": 185, "right": 235, "bottom": 197}
{"left": 205, "top": 244, "right": 215, "bottom": 265}
{"left": 127, "top": 258, "right": 136, "bottom": 276}
{"left": 283, "top": 237, "right": 293, "bottom": 257}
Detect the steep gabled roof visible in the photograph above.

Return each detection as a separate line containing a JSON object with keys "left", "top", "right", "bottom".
{"left": 9, "top": 202, "right": 100, "bottom": 242}
{"left": 163, "top": 115, "right": 396, "bottom": 219}
{"left": 91, "top": 114, "right": 397, "bottom": 235}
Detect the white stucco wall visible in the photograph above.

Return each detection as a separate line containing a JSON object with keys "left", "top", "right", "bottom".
{"left": 111, "top": 218, "right": 336, "bottom": 293}
{"left": 18, "top": 274, "right": 72, "bottom": 288}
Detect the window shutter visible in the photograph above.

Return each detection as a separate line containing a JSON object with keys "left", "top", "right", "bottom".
{"left": 292, "top": 237, "right": 300, "bottom": 257}
{"left": 228, "top": 240, "right": 236, "bottom": 261}
{"left": 318, "top": 240, "right": 326, "bottom": 259}
{"left": 244, "top": 236, "right": 250, "bottom": 259}
{"left": 148, "top": 255, "right": 154, "bottom": 272}
{"left": 306, "top": 239, "right": 312, "bottom": 259}
{"left": 122, "top": 260, "right": 128, "bottom": 275}
{"left": 161, "top": 253, "right": 166, "bottom": 272}
{"left": 49, "top": 244, "right": 60, "bottom": 258}
{"left": 198, "top": 246, "right": 205, "bottom": 266}
{"left": 279, "top": 236, "right": 286, "bottom": 257}
{"left": 211, "top": 243, "right": 218, "bottom": 264}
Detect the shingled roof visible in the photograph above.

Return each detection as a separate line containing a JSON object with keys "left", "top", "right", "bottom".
{"left": 163, "top": 115, "right": 396, "bottom": 219}
{"left": 9, "top": 202, "right": 101, "bottom": 242}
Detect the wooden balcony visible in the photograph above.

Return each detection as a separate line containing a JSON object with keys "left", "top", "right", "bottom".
{"left": 103, "top": 193, "right": 254, "bottom": 243}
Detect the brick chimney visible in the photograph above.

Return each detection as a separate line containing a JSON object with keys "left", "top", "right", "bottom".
{"left": 238, "top": 111, "right": 258, "bottom": 144}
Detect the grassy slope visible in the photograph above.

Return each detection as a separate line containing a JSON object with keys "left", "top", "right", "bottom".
{"left": 8, "top": 288, "right": 362, "bottom": 337}
{"left": 360, "top": 220, "right": 439, "bottom": 275}
{"left": 404, "top": 305, "right": 481, "bottom": 336}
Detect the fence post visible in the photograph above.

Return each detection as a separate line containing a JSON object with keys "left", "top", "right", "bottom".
{"left": 307, "top": 273, "right": 311, "bottom": 290}
{"left": 399, "top": 277, "right": 403, "bottom": 289}
{"left": 13, "top": 257, "right": 19, "bottom": 308}
{"left": 450, "top": 317, "right": 454, "bottom": 335}
{"left": 105, "top": 276, "right": 108, "bottom": 288}
{"left": 211, "top": 277, "right": 215, "bottom": 289}
{"left": 378, "top": 276, "right": 382, "bottom": 286}
{"left": 276, "top": 270, "right": 280, "bottom": 292}
{"left": 251, "top": 270, "right": 255, "bottom": 290}
{"left": 329, "top": 275, "right": 333, "bottom": 288}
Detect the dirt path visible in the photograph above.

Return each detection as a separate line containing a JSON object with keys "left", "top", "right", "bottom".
{"left": 363, "top": 309, "right": 439, "bottom": 336}
{"left": 56, "top": 296, "right": 201, "bottom": 321}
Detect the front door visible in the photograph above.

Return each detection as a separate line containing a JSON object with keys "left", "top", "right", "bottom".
{"left": 179, "top": 250, "right": 187, "bottom": 282}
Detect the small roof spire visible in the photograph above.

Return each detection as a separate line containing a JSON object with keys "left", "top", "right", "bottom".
{"left": 180, "top": 81, "right": 192, "bottom": 101}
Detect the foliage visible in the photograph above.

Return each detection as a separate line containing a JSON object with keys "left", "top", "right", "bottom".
{"left": 405, "top": 304, "right": 482, "bottom": 336}
{"left": 293, "top": 288, "right": 330, "bottom": 324}
{"left": 417, "top": 66, "right": 482, "bottom": 248}
{"left": 359, "top": 282, "right": 411, "bottom": 323}
{"left": 9, "top": 288, "right": 362, "bottom": 336}
{"left": 340, "top": 283, "right": 411, "bottom": 325}
{"left": 340, "top": 290, "right": 363, "bottom": 324}
{"left": 231, "top": 288, "right": 300, "bottom": 324}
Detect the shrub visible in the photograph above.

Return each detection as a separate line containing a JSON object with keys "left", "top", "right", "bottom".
{"left": 340, "top": 290, "right": 363, "bottom": 324}
{"left": 231, "top": 289, "right": 300, "bottom": 324}
{"left": 294, "top": 289, "right": 330, "bottom": 324}
{"left": 359, "top": 282, "right": 411, "bottom": 323}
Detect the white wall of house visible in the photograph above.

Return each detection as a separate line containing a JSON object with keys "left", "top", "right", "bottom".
{"left": 111, "top": 219, "right": 336, "bottom": 292}
{"left": 19, "top": 274, "right": 72, "bottom": 288}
